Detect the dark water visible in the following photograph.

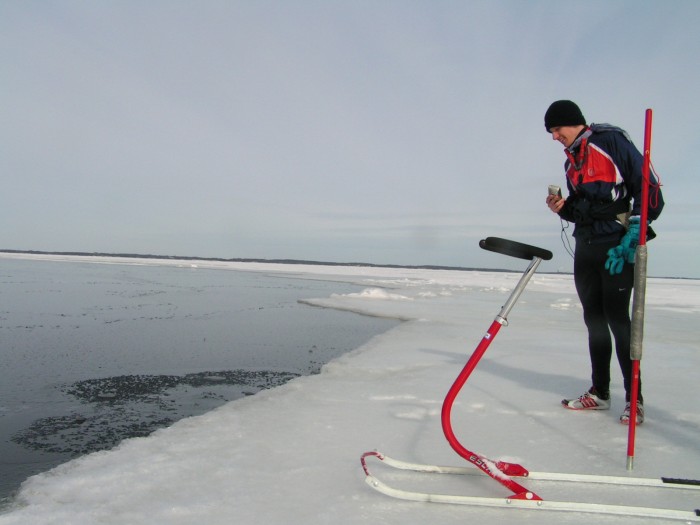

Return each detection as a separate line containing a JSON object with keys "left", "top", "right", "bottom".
{"left": 0, "top": 258, "right": 399, "bottom": 507}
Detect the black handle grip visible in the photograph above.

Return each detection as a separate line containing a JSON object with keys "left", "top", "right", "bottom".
{"left": 479, "top": 237, "right": 553, "bottom": 261}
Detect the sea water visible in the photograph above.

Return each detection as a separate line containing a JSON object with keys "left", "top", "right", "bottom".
{"left": 0, "top": 257, "right": 400, "bottom": 505}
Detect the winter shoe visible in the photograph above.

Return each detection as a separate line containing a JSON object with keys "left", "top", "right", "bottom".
{"left": 561, "top": 387, "right": 611, "bottom": 410}
{"left": 620, "top": 402, "right": 645, "bottom": 425}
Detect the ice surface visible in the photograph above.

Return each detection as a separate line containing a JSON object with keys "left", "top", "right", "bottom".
{"left": 1, "top": 254, "right": 698, "bottom": 525}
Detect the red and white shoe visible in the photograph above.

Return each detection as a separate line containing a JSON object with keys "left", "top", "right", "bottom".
{"left": 620, "top": 402, "right": 645, "bottom": 425}
{"left": 562, "top": 388, "right": 611, "bottom": 410}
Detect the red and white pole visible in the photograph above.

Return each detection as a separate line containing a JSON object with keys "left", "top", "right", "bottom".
{"left": 627, "top": 109, "right": 653, "bottom": 470}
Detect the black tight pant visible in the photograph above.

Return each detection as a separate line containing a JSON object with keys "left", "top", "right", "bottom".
{"left": 574, "top": 239, "right": 640, "bottom": 403}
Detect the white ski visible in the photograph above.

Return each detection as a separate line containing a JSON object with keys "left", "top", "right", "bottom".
{"left": 361, "top": 451, "right": 700, "bottom": 522}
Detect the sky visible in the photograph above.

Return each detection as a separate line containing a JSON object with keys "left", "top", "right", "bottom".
{"left": 2, "top": 1, "right": 700, "bottom": 278}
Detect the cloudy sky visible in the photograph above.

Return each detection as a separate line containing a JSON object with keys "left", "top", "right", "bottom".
{"left": 2, "top": 1, "right": 699, "bottom": 277}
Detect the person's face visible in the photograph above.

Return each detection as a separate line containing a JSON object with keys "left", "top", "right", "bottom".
{"left": 549, "top": 125, "right": 584, "bottom": 148}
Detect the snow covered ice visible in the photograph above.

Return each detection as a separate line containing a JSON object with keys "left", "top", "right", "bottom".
{"left": 1, "top": 254, "right": 699, "bottom": 525}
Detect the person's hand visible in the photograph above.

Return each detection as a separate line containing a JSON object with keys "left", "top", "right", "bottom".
{"left": 546, "top": 194, "right": 564, "bottom": 213}
{"left": 604, "top": 217, "right": 641, "bottom": 275}
{"left": 620, "top": 218, "right": 641, "bottom": 261}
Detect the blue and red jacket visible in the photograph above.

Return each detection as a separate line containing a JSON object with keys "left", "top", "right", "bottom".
{"left": 558, "top": 123, "right": 664, "bottom": 243}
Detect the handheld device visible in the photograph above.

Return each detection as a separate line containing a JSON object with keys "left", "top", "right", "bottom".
{"left": 548, "top": 185, "right": 562, "bottom": 198}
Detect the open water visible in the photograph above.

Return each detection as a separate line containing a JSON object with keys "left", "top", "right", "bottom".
{"left": 0, "top": 257, "right": 400, "bottom": 506}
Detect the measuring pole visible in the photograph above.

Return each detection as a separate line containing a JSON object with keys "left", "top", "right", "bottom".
{"left": 627, "top": 109, "right": 653, "bottom": 470}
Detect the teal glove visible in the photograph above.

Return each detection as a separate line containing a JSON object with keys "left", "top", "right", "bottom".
{"left": 604, "top": 217, "right": 640, "bottom": 275}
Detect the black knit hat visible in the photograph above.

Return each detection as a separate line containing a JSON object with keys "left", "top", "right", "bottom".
{"left": 544, "top": 100, "right": 586, "bottom": 131}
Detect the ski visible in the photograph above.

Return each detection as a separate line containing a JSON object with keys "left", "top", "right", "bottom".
{"left": 361, "top": 451, "right": 700, "bottom": 522}
{"left": 362, "top": 451, "right": 700, "bottom": 490}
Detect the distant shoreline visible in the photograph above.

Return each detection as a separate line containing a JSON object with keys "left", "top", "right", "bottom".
{"left": 3, "top": 248, "right": 696, "bottom": 280}
{"left": 0, "top": 248, "right": 522, "bottom": 274}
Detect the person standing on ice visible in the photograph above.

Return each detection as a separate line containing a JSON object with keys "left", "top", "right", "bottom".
{"left": 543, "top": 100, "right": 664, "bottom": 425}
